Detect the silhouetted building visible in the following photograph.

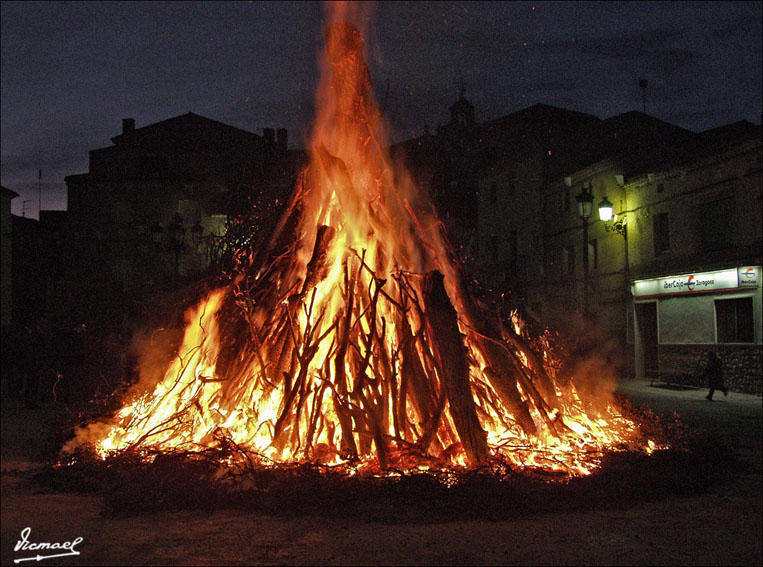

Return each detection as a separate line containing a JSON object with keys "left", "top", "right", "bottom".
{"left": 64, "top": 112, "right": 298, "bottom": 333}
{"left": 9, "top": 215, "right": 47, "bottom": 326}
{"left": 1, "top": 186, "right": 19, "bottom": 396}
{"left": 540, "top": 112, "right": 697, "bottom": 335}
{"left": 475, "top": 103, "right": 605, "bottom": 315}
{"left": 395, "top": 101, "right": 605, "bottom": 313}
{"left": 37, "top": 210, "right": 76, "bottom": 327}
{"left": 1, "top": 186, "right": 18, "bottom": 329}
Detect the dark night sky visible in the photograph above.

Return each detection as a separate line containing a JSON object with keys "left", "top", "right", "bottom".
{"left": 2, "top": 1, "right": 761, "bottom": 218}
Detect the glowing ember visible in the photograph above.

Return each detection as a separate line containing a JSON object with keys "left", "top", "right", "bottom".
{"left": 66, "top": 4, "right": 657, "bottom": 476}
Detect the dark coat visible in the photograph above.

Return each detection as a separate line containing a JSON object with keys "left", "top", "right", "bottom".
{"left": 705, "top": 354, "right": 724, "bottom": 389}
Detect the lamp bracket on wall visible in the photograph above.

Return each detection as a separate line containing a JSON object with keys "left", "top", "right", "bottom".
{"left": 605, "top": 216, "right": 627, "bottom": 237}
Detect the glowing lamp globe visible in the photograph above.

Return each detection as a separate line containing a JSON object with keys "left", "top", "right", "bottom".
{"left": 598, "top": 196, "right": 614, "bottom": 222}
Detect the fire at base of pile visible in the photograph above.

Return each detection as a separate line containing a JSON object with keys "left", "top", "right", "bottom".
{"left": 63, "top": 17, "right": 661, "bottom": 478}
{"left": 64, "top": 282, "right": 658, "bottom": 480}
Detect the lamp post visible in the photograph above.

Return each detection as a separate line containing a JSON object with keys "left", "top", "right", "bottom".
{"left": 576, "top": 184, "right": 594, "bottom": 320}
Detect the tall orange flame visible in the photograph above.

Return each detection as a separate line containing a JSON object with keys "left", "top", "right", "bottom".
{"left": 66, "top": 3, "right": 656, "bottom": 475}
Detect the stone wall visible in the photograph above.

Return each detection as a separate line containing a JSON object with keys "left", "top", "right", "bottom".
{"left": 659, "top": 343, "right": 762, "bottom": 395}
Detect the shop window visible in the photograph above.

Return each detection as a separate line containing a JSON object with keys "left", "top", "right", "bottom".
{"left": 653, "top": 212, "right": 670, "bottom": 256}
{"left": 699, "top": 197, "right": 733, "bottom": 251}
{"left": 715, "top": 297, "right": 754, "bottom": 343}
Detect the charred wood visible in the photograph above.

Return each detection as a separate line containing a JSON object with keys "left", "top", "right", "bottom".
{"left": 423, "top": 271, "right": 489, "bottom": 467}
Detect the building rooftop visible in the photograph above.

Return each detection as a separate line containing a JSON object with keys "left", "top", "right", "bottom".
{"left": 1, "top": 186, "right": 20, "bottom": 200}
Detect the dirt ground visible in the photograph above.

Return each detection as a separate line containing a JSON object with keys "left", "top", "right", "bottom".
{"left": 2, "top": 379, "right": 761, "bottom": 566}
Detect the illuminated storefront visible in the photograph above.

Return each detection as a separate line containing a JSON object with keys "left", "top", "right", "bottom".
{"left": 631, "top": 266, "right": 762, "bottom": 392}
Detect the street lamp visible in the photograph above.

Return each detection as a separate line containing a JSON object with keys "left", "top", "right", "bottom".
{"left": 598, "top": 196, "right": 613, "bottom": 221}
{"left": 598, "top": 196, "right": 627, "bottom": 237}
{"left": 576, "top": 184, "right": 594, "bottom": 320}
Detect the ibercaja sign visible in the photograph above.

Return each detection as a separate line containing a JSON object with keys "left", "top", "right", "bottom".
{"left": 631, "top": 266, "right": 761, "bottom": 298}
{"left": 738, "top": 266, "right": 760, "bottom": 288}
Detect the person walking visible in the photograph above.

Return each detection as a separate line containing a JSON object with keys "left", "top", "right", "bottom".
{"left": 704, "top": 351, "right": 728, "bottom": 400}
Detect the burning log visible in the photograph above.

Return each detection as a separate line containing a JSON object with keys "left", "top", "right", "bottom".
{"left": 423, "top": 271, "right": 489, "bottom": 466}
{"left": 331, "top": 261, "right": 359, "bottom": 458}
{"left": 302, "top": 225, "right": 336, "bottom": 294}
{"left": 399, "top": 311, "right": 438, "bottom": 445}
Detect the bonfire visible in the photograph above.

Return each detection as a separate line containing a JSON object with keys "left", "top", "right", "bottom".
{"left": 66, "top": 5, "right": 655, "bottom": 477}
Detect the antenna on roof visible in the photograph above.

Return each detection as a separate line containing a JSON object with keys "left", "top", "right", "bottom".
{"left": 639, "top": 79, "right": 648, "bottom": 114}
{"left": 38, "top": 168, "right": 42, "bottom": 217}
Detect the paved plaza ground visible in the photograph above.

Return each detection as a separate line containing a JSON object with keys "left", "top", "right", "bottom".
{"left": 2, "top": 378, "right": 761, "bottom": 566}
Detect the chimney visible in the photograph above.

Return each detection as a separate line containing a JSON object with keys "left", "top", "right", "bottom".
{"left": 122, "top": 118, "right": 135, "bottom": 136}
{"left": 276, "top": 128, "right": 288, "bottom": 150}
{"left": 263, "top": 128, "right": 275, "bottom": 144}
